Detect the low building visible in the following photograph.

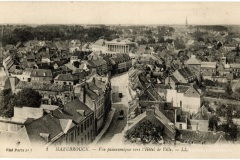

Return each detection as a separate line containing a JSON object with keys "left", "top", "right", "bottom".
{"left": 201, "top": 62, "right": 217, "bottom": 80}
{"left": 110, "top": 54, "right": 132, "bottom": 74}
{"left": 0, "top": 99, "right": 95, "bottom": 148}
{"left": 125, "top": 106, "right": 176, "bottom": 143}
{"left": 165, "top": 67, "right": 196, "bottom": 89}
{"left": 15, "top": 81, "right": 74, "bottom": 105}
{"left": 30, "top": 69, "right": 53, "bottom": 84}
{"left": 54, "top": 74, "right": 79, "bottom": 85}
{"left": 166, "top": 84, "right": 201, "bottom": 114}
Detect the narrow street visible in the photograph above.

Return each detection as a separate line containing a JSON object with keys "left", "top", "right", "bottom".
{"left": 97, "top": 72, "right": 131, "bottom": 144}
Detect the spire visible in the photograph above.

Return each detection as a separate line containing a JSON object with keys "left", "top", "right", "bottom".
{"left": 185, "top": 16, "right": 188, "bottom": 27}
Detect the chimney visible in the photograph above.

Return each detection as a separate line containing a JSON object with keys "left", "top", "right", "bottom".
{"left": 196, "top": 123, "right": 199, "bottom": 133}
{"left": 79, "top": 79, "right": 86, "bottom": 103}
{"left": 174, "top": 109, "right": 177, "bottom": 124}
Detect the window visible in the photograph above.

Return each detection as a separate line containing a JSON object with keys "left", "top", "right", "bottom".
{"left": 81, "top": 124, "right": 83, "bottom": 133}
{"left": 87, "top": 119, "right": 89, "bottom": 128}
{"left": 81, "top": 138, "right": 83, "bottom": 144}
{"left": 70, "top": 132, "right": 74, "bottom": 142}
{"left": 84, "top": 121, "right": 86, "bottom": 130}
{"left": 90, "top": 117, "right": 92, "bottom": 125}
{"left": 88, "top": 132, "right": 90, "bottom": 141}
{"left": 78, "top": 126, "right": 80, "bottom": 135}
{"left": 179, "top": 124, "right": 182, "bottom": 129}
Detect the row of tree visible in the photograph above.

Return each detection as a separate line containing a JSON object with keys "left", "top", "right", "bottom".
{"left": 1, "top": 25, "right": 118, "bottom": 46}
{"left": 0, "top": 88, "right": 42, "bottom": 117}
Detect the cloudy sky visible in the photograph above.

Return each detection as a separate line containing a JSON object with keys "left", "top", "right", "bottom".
{"left": 0, "top": 2, "right": 240, "bottom": 25}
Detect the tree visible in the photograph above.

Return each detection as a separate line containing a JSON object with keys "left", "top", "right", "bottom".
{"left": 0, "top": 89, "right": 15, "bottom": 118}
{"left": 15, "top": 88, "right": 42, "bottom": 108}
{"left": 209, "top": 115, "right": 219, "bottom": 131}
{"left": 225, "top": 81, "right": 233, "bottom": 95}
{"left": 158, "top": 36, "right": 165, "bottom": 43}
{"left": 73, "top": 61, "right": 80, "bottom": 68}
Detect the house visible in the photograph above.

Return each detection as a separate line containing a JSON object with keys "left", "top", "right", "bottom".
{"left": 0, "top": 76, "right": 11, "bottom": 91}
{"left": 75, "top": 79, "right": 104, "bottom": 134}
{"left": 15, "top": 81, "right": 74, "bottom": 105}
{"left": 89, "top": 56, "right": 108, "bottom": 75}
{"left": 110, "top": 54, "right": 132, "bottom": 74}
{"left": 166, "top": 84, "right": 201, "bottom": 114}
{"left": 125, "top": 106, "right": 176, "bottom": 142}
{"left": 230, "top": 63, "right": 240, "bottom": 78}
{"left": 201, "top": 62, "right": 217, "bottom": 80}
{"left": 52, "top": 98, "right": 95, "bottom": 146}
{"left": 16, "top": 68, "right": 32, "bottom": 82}
{"left": 3, "top": 55, "right": 14, "bottom": 75}
{"left": 176, "top": 130, "right": 226, "bottom": 144}
{"left": 165, "top": 67, "right": 196, "bottom": 89}
{"left": 70, "top": 51, "right": 81, "bottom": 64}
{"left": 41, "top": 48, "right": 51, "bottom": 63}
{"left": 185, "top": 55, "right": 201, "bottom": 81}
{"left": 54, "top": 74, "right": 79, "bottom": 85}
{"left": 30, "top": 69, "right": 53, "bottom": 84}
{"left": 1, "top": 99, "right": 95, "bottom": 148}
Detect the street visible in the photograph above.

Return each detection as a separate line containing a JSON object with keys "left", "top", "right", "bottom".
{"left": 97, "top": 72, "right": 131, "bottom": 144}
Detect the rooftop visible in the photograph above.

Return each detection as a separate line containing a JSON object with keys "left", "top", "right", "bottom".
{"left": 16, "top": 81, "right": 72, "bottom": 92}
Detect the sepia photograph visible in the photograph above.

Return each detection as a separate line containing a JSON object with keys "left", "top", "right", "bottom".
{"left": 0, "top": 1, "right": 240, "bottom": 158}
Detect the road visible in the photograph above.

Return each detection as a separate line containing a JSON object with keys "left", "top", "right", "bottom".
{"left": 97, "top": 104, "right": 127, "bottom": 144}
{"left": 97, "top": 72, "right": 131, "bottom": 144}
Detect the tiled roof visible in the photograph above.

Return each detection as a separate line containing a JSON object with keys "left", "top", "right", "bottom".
{"left": 178, "top": 67, "right": 194, "bottom": 79}
{"left": 16, "top": 81, "right": 71, "bottom": 92}
{"left": 54, "top": 74, "right": 78, "bottom": 81}
{"left": 201, "top": 62, "right": 217, "bottom": 68}
{"left": 178, "top": 130, "right": 225, "bottom": 144}
{"left": 230, "top": 63, "right": 240, "bottom": 68}
{"left": 185, "top": 55, "right": 201, "bottom": 65}
{"left": 31, "top": 69, "right": 52, "bottom": 77}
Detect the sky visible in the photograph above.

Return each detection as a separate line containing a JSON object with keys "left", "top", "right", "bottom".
{"left": 0, "top": 2, "right": 240, "bottom": 25}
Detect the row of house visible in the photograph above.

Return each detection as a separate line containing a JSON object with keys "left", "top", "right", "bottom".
{"left": 0, "top": 98, "right": 95, "bottom": 148}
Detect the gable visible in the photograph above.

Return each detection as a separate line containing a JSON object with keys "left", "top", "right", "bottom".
{"left": 185, "top": 86, "right": 200, "bottom": 98}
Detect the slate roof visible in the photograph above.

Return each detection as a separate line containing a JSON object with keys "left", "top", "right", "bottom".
{"left": 201, "top": 62, "right": 217, "bottom": 68}
{"left": 178, "top": 67, "right": 194, "bottom": 79}
{"left": 25, "top": 114, "right": 63, "bottom": 147}
{"left": 85, "top": 88, "right": 98, "bottom": 100}
{"left": 53, "top": 98, "right": 93, "bottom": 124}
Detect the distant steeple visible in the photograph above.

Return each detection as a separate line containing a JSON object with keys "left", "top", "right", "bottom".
{"left": 185, "top": 16, "right": 188, "bottom": 27}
